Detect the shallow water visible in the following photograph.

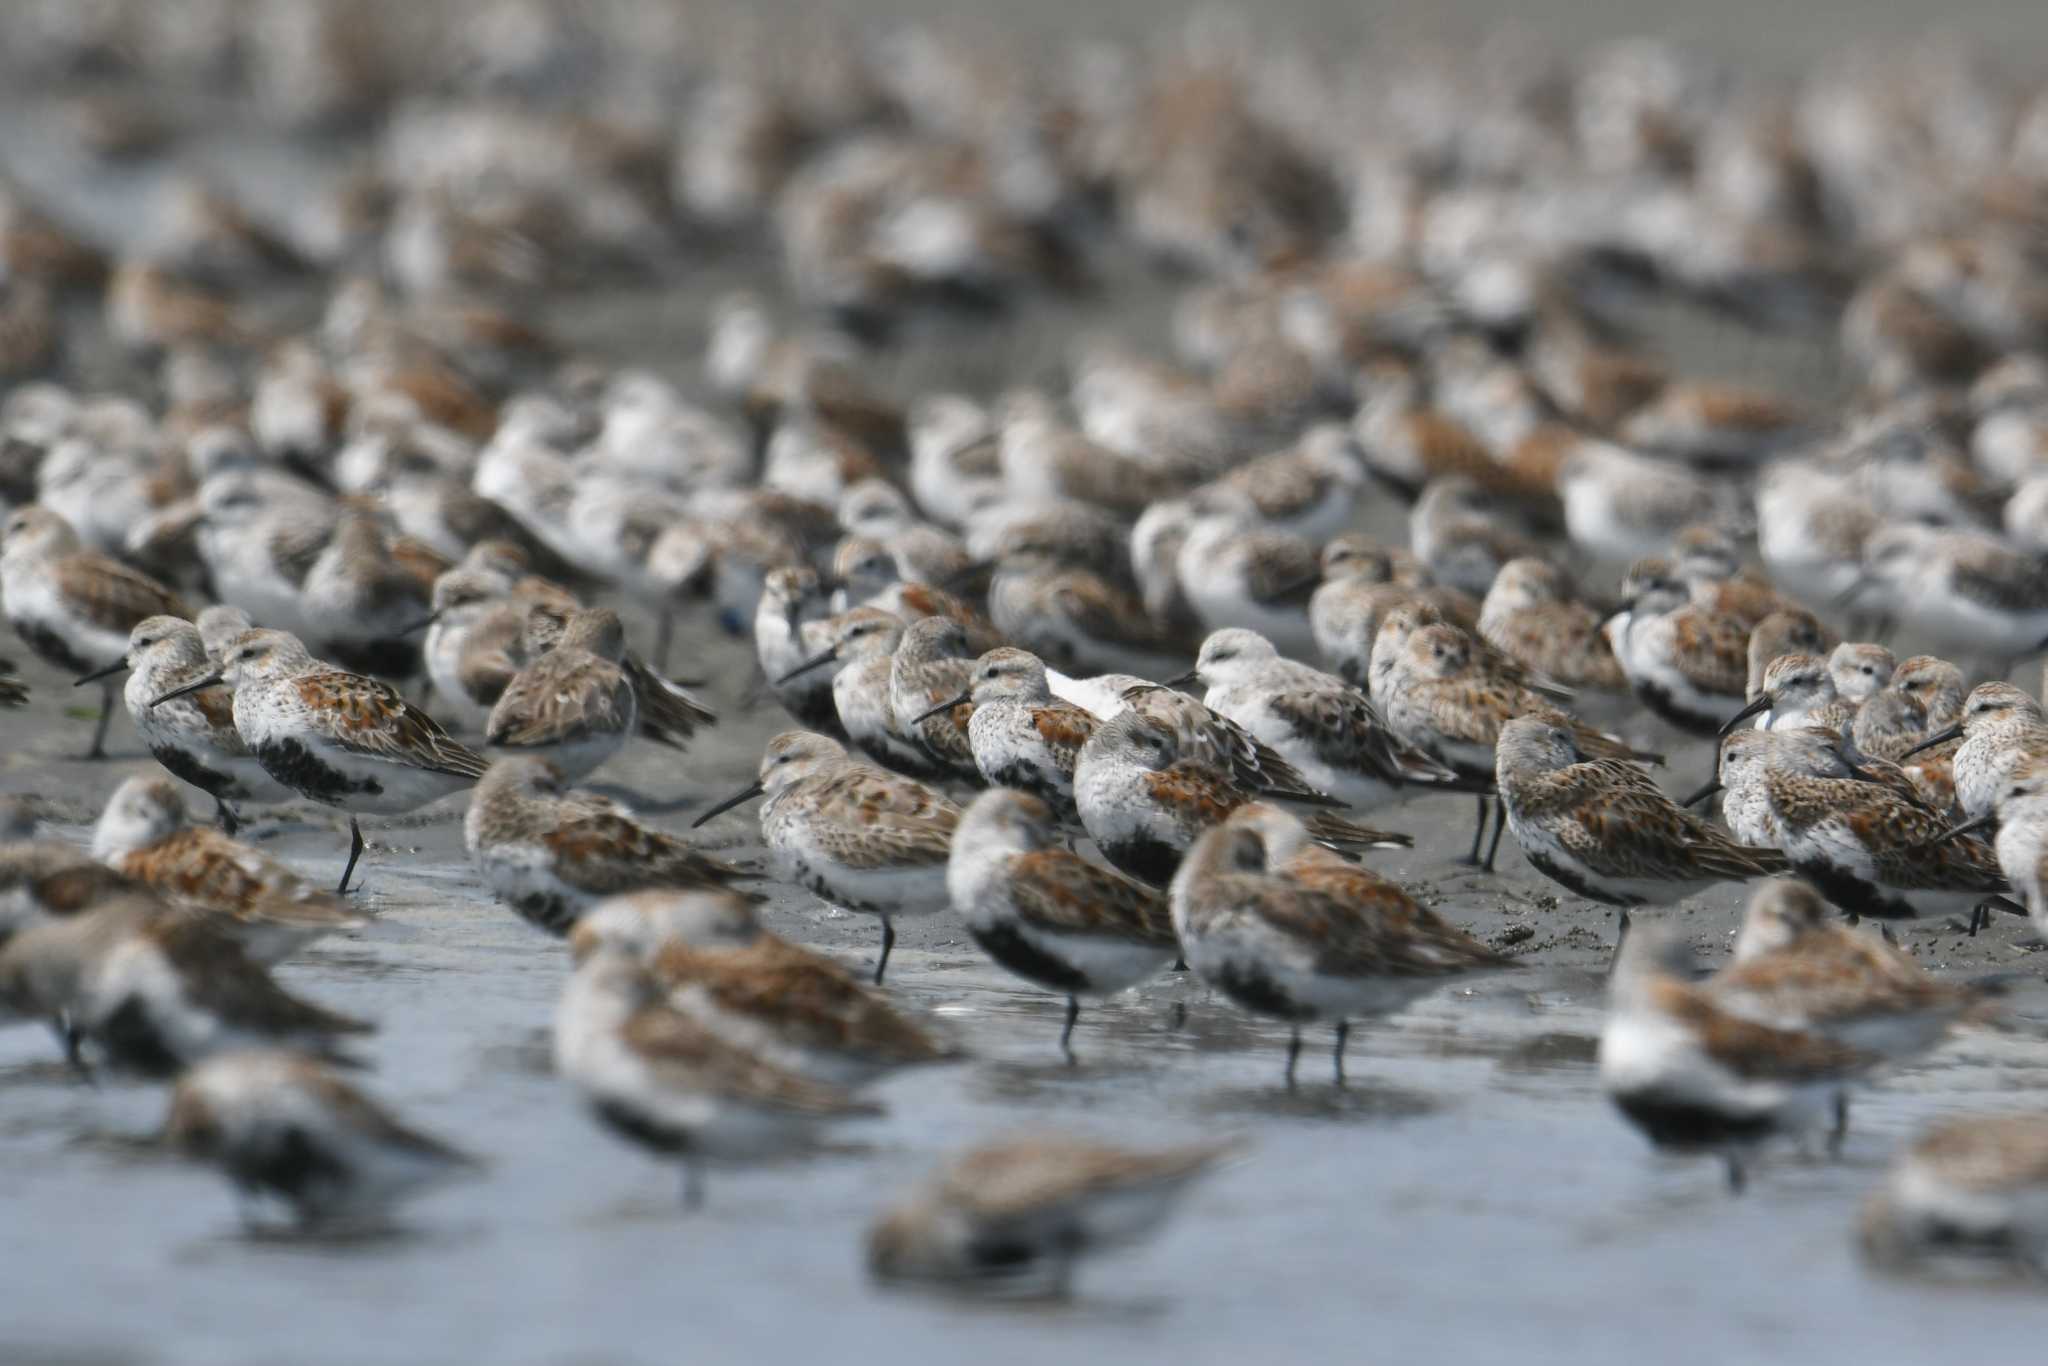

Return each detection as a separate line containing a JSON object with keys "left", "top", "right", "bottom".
{"left": 5, "top": 9, "right": 2048, "bottom": 1360}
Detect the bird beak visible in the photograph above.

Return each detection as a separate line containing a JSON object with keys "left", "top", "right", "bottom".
{"left": 691, "top": 781, "right": 766, "bottom": 829}
{"left": 1162, "top": 670, "right": 1199, "bottom": 690}
{"left": 775, "top": 650, "right": 837, "bottom": 684}
{"left": 1831, "top": 573, "right": 1872, "bottom": 607}
{"left": 1899, "top": 724, "right": 1963, "bottom": 759}
{"left": 1717, "top": 696, "right": 1773, "bottom": 737}
{"left": 148, "top": 671, "right": 225, "bottom": 708}
{"left": 397, "top": 610, "right": 441, "bottom": 637}
{"left": 910, "top": 691, "right": 971, "bottom": 725}
{"left": 1923, "top": 812, "right": 1995, "bottom": 847}
{"left": 74, "top": 660, "right": 129, "bottom": 686}
{"left": 1679, "top": 778, "right": 1721, "bottom": 809}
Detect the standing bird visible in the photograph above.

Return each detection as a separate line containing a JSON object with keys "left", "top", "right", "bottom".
{"left": 81, "top": 615, "right": 294, "bottom": 833}
{"left": 919, "top": 648, "right": 1097, "bottom": 821}
{"left": 694, "top": 732, "right": 959, "bottom": 983}
{"left": 150, "top": 629, "right": 488, "bottom": 893}
{"left": 947, "top": 790, "right": 1179, "bottom": 1061}
{"left": 553, "top": 935, "right": 879, "bottom": 1209}
{"left": 91, "top": 775, "right": 365, "bottom": 964}
{"left": 485, "top": 608, "right": 641, "bottom": 781}
{"left": 166, "top": 1050, "right": 477, "bottom": 1229}
{"left": 867, "top": 1135, "right": 1238, "bottom": 1296}
{"left": 464, "top": 757, "right": 755, "bottom": 937}
{"left": 2, "top": 505, "right": 189, "bottom": 757}
{"left": 1494, "top": 716, "right": 1784, "bottom": 916}
{"left": 1170, "top": 807, "right": 1513, "bottom": 1086}
{"left": 1600, "top": 922, "right": 1879, "bottom": 1193}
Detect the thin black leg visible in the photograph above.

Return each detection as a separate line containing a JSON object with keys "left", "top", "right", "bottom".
{"left": 1332, "top": 1019, "right": 1349, "bottom": 1086}
{"left": 1725, "top": 1155, "right": 1747, "bottom": 1195}
{"left": 1829, "top": 1092, "right": 1849, "bottom": 1157}
{"left": 1059, "top": 996, "right": 1080, "bottom": 1065}
{"left": 85, "top": 683, "right": 114, "bottom": 760}
{"left": 1481, "top": 797, "right": 1506, "bottom": 872}
{"left": 874, "top": 917, "right": 895, "bottom": 986}
{"left": 1461, "top": 794, "right": 1489, "bottom": 866}
{"left": 1284, "top": 1025, "right": 1301, "bottom": 1090}
{"left": 337, "top": 816, "right": 365, "bottom": 894}
{"left": 655, "top": 609, "right": 675, "bottom": 672}
{"left": 216, "top": 798, "right": 241, "bottom": 838}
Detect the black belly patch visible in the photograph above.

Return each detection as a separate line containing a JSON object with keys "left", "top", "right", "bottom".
{"left": 1613, "top": 1091, "right": 1779, "bottom": 1150}
{"left": 1210, "top": 958, "right": 1314, "bottom": 1022}
{"left": 14, "top": 619, "right": 93, "bottom": 675}
{"left": 1527, "top": 851, "right": 1640, "bottom": 908}
{"left": 985, "top": 760, "right": 1075, "bottom": 817}
{"left": 1793, "top": 860, "right": 1920, "bottom": 920}
{"left": 970, "top": 923, "right": 1091, "bottom": 994}
{"left": 324, "top": 638, "right": 421, "bottom": 681}
{"left": 1633, "top": 682, "right": 1727, "bottom": 737}
{"left": 1101, "top": 836, "right": 1183, "bottom": 888}
{"left": 94, "top": 995, "right": 186, "bottom": 1078}
{"left": 151, "top": 744, "right": 234, "bottom": 799}
{"left": 238, "top": 1124, "right": 349, "bottom": 1207}
{"left": 594, "top": 1098, "right": 688, "bottom": 1155}
{"left": 258, "top": 737, "right": 382, "bottom": 803}
{"left": 514, "top": 891, "right": 578, "bottom": 938}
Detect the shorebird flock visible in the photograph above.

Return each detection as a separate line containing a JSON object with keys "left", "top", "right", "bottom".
{"left": 0, "top": 0, "right": 2047, "bottom": 1293}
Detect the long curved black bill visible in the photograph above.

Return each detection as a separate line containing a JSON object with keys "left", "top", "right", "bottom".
{"left": 74, "top": 660, "right": 129, "bottom": 687}
{"left": 1899, "top": 725, "right": 1963, "bottom": 760}
{"left": 1716, "top": 696, "right": 1772, "bottom": 737}
{"left": 1679, "top": 779, "right": 1720, "bottom": 809}
{"left": 910, "top": 691, "right": 971, "bottom": 726}
{"left": 148, "top": 671, "right": 225, "bottom": 709}
{"left": 775, "top": 652, "right": 837, "bottom": 685}
{"left": 396, "top": 611, "right": 441, "bottom": 637}
{"left": 691, "top": 781, "right": 765, "bottom": 829}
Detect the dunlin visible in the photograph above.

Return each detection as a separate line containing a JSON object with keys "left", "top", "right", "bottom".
{"left": 167, "top": 1049, "right": 477, "bottom": 1229}
{"left": 419, "top": 567, "right": 530, "bottom": 732}
{"left": 1853, "top": 654, "right": 1966, "bottom": 762}
{"left": 572, "top": 890, "right": 961, "bottom": 1087}
{"left": 947, "top": 790, "right": 1179, "bottom": 1060}
{"left": 0, "top": 895, "right": 372, "bottom": 1077}
{"left": 1742, "top": 609, "right": 1833, "bottom": 704}
{"left": 779, "top": 607, "right": 940, "bottom": 779}
{"left": 915, "top": 648, "right": 1096, "bottom": 821}
{"left": 1478, "top": 558, "right": 1629, "bottom": 693}
{"left": 1859, "top": 1112, "right": 2048, "bottom": 1275}
{"left": 1600, "top": 923, "right": 1879, "bottom": 1192}
{"left": 1721, "top": 653, "right": 1858, "bottom": 734}
{"left": 553, "top": 939, "right": 880, "bottom": 1208}
{"left": 1074, "top": 710, "right": 1407, "bottom": 890}
{"left": 298, "top": 508, "right": 432, "bottom": 679}
{"left": 484, "top": 607, "right": 639, "bottom": 781}
{"left": 752, "top": 565, "right": 839, "bottom": 731}
{"left": 1934, "top": 766, "right": 2048, "bottom": 942}
{"left": 1, "top": 504, "right": 190, "bottom": 756}
{"left": 888, "top": 615, "right": 982, "bottom": 784}
{"left": 1716, "top": 732, "right": 2007, "bottom": 923}
{"left": 1186, "top": 628, "right": 1422, "bottom": 811}
{"left": 92, "top": 775, "right": 365, "bottom": 964}
{"left": 987, "top": 552, "right": 1194, "bottom": 680}
{"left": 1605, "top": 567, "right": 1752, "bottom": 734}
{"left": 464, "top": 758, "right": 755, "bottom": 938}
{"left": 151, "top": 629, "right": 488, "bottom": 893}
{"left": 1408, "top": 476, "right": 1545, "bottom": 597}
{"left": 80, "top": 615, "right": 294, "bottom": 833}
{"left": 1495, "top": 715, "right": 1783, "bottom": 911}
{"left": 867, "top": 1135, "right": 1237, "bottom": 1296}
{"left": 1171, "top": 805, "right": 1512, "bottom": 1084}
{"left": 1174, "top": 516, "right": 1323, "bottom": 659}
{"left": 1376, "top": 617, "right": 1657, "bottom": 867}
{"left": 1711, "top": 879, "right": 2006, "bottom": 1146}
{"left": 1855, "top": 524, "right": 2048, "bottom": 667}
{"left": 1828, "top": 643, "right": 1896, "bottom": 707}
{"left": 1905, "top": 682, "right": 2048, "bottom": 823}
{"left": 693, "top": 731, "right": 959, "bottom": 983}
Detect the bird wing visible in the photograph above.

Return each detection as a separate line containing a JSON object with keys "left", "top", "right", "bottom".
{"left": 55, "top": 553, "right": 188, "bottom": 635}
{"left": 622, "top": 1004, "right": 879, "bottom": 1116}
{"left": 1005, "top": 849, "right": 1177, "bottom": 945}
{"left": 293, "top": 670, "right": 489, "bottom": 779}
